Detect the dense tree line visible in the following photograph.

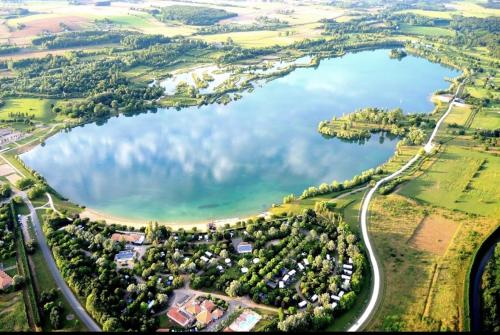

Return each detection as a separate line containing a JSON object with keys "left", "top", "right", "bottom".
{"left": 0, "top": 204, "right": 15, "bottom": 260}
{"left": 32, "top": 31, "right": 124, "bottom": 49}
{"left": 480, "top": 242, "right": 500, "bottom": 332}
{"left": 156, "top": 5, "right": 237, "bottom": 26}
{"left": 0, "top": 44, "right": 20, "bottom": 55}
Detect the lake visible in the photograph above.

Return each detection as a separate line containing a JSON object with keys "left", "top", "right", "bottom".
{"left": 21, "top": 49, "right": 459, "bottom": 223}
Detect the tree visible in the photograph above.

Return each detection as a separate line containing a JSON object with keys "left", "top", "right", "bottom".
{"left": 103, "top": 317, "right": 121, "bottom": 331}
{"left": 226, "top": 280, "right": 241, "bottom": 297}
{"left": 339, "top": 291, "right": 356, "bottom": 311}
{"left": 12, "top": 274, "right": 25, "bottom": 289}
{"left": 50, "top": 307, "right": 63, "bottom": 329}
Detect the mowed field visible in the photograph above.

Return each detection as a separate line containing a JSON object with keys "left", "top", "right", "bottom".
{"left": 399, "top": 24, "right": 455, "bottom": 37}
{"left": 367, "top": 193, "right": 498, "bottom": 331}
{"left": 399, "top": 145, "right": 500, "bottom": 217}
{"left": 0, "top": 98, "right": 55, "bottom": 122}
{"left": 0, "top": 291, "right": 30, "bottom": 332}
{"left": 471, "top": 107, "right": 500, "bottom": 130}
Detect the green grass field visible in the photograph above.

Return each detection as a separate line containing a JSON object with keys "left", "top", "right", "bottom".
{"left": 399, "top": 24, "right": 455, "bottom": 37}
{"left": 0, "top": 292, "right": 30, "bottom": 332}
{"left": 445, "top": 105, "right": 472, "bottom": 126}
{"left": 399, "top": 145, "right": 500, "bottom": 217}
{"left": 470, "top": 107, "right": 500, "bottom": 130}
{"left": 0, "top": 98, "right": 55, "bottom": 122}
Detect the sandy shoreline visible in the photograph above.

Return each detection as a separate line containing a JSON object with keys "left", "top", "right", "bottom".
{"left": 80, "top": 208, "right": 269, "bottom": 232}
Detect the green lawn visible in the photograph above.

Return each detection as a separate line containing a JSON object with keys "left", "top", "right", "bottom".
{"left": 399, "top": 145, "right": 500, "bottom": 217}
{"left": 0, "top": 98, "right": 55, "bottom": 122}
{"left": 0, "top": 292, "right": 30, "bottom": 332}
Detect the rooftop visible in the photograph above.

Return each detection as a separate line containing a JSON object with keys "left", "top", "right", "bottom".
{"left": 0, "top": 270, "right": 13, "bottom": 290}
{"left": 167, "top": 307, "right": 193, "bottom": 327}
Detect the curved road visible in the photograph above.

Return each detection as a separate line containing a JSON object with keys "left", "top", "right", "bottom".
{"left": 21, "top": 194, "right": 102, "bottom": 331}
{"left": 348, "top": 80, "right": 465, "bottom": 331}
{"left": 0, "top": 154, "right": 101, "bottom": 331}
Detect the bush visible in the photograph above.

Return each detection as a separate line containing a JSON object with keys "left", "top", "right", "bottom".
{"left": 15, "top": 177, "right": 35, "bottom": 190}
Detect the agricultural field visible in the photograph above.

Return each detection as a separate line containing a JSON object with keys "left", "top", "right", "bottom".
{"left": 444, "top": 105, "right": 472, "bottom": 126}
{"left": 399, "top": 24, "right": 455, "bottom": 37}
{"left": 471, "top": 107, "right": 500, "bottom": 130}
{"left": 0, "top": 291, "right": 30, "bottom": 332}
{"left": 399, "top": 145, "right": 500, "bottom": 217}
{"left": 0, "top": 0, "right": 497, "bottom": 332}
{"left": 367, "top": 193, "right": 498, "bottom": 331}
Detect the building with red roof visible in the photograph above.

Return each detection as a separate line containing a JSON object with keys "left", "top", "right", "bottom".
{"left": 167, "top": 306, "right": 194, "bottom": 328}
{"left": 0, "top": 270, "right": 13, "bottom": 290}
{"left": 201, "top": 299, "right": 216, "bottom": 312}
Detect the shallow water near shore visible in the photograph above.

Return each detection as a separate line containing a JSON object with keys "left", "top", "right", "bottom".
{"left": 21, "top": 49, "right": 459, "bottom": 222}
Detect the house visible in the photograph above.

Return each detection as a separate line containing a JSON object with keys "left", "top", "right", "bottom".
{"left": 212, "top": 309, "right": 224, "bottom": 320}
{"left": 201, "top": 300, "right": 216, "bottom": 312}
{"left": 298, "top": 301, "right": 307, "bottom": 308}
{"left": 196, "top": 310, "right": 213, "bottom": 325}
{"left": 310, "top": 294, "right": 318, "bottom": 302}
{"left": 114, "top": 250, "right": 136, "bottom": 268}
{"left": 185, "top": 300, "right": 202, "bottom": 316}
{"left": 111, "top": 232, "right": 145, "bottom": 245}
{"left": 237, "top": 242, "right": 253, "bottom": 254}
{"left": 167, "top": 307, "right": 194, "bottom": 328}
{"left": 0, "top": 270, "right": 13, "bottom": 290}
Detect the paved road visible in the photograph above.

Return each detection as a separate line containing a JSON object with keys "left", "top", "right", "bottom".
{"left": 21, "top": 192, "right": 102, "bottom": 331}
{"left": 348, "top": 80, "right": 465, "bottom": 332}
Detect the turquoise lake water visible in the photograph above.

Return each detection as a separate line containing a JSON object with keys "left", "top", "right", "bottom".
{"left": 21, "top": 49, "right": 459, "bottom": 222}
